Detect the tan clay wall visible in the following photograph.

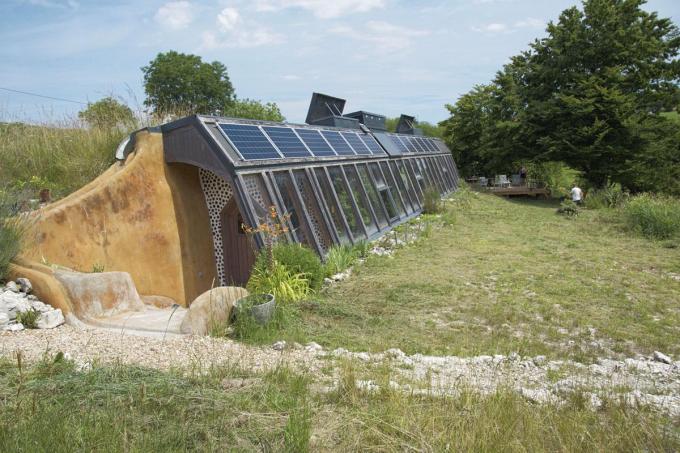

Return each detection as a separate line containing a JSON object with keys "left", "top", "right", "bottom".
{"left": 19, "top": 131, "right": 217, "bottom": 307}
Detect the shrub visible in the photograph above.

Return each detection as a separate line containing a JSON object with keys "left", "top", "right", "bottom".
{"left": 247, "top": 257, "right": 310, "bottom": 304}
{"left": 557, "top": 200, "right": 580, "bottom": 217}
{"left": 0, "top": 192, "right": 26, "bottom": 281}
{"left": 324, "top": 245, "right": 357, "bottom": 276}
{"left": 271, "top": 243, "right": 324, "bottom": 291}
{"left": 586, "top": 185, "right": 629, "bottom": 209}
{"left": 422, "top": 186, "right": 442, "bottom": 214}
{"left": 623, "top": 194, "right": 680, "bottom": 240}
{"left": 351, "top": 240, "right": 371, "bottom": 259}
{"left": 16, "top": 308, "right": 39, "bottom": 329}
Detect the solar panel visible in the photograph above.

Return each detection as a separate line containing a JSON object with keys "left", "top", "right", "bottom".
{"left": 295, "top": 128, "right": 336, "bottom": 157}
{"left": 262, "top": 126, "right": 311, "bottom": 158}
{"left": 359, "top": 134, "right": 386, "bottom": 155}
{"left": 409, "top": 137, "right": 426, "bottom": 153}
{"left": 402, "top": 136, "right": 418, "bottom": 153}
{"left": 422, "top": 138, "right": 439, "bottom": 153}
{"left": 320, "top": 130, "right": 355, "bottom": 156}
{"left": 415, "top": 137, "right": 431, "bottom": 153}
{"left": 390, "top": 135, "right": 409, "bottom": 153}
{"left": 219, "top": 123, "right": 281, "bottom": 160}
{"left": 341, "top": 132, "right": 371, "bottom": 155}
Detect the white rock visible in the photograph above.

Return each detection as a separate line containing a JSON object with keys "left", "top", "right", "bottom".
{"left": 36, "top": 309, "right": 65, "bottom": 329}
{"left": 323, "top": 278, "right": 333, "bottom": 285}
{"left": 30, "top": 301, "right": 51, "bottom": 313}
{"left": 16, "top": 278, "right": 32, "bottom": 294}
{"left": 653, "top": 351, "right": 672, "bottom": 365}
{"left": 508, "top": 352, "right": 520, "bottom": 361}
{"left": 3, "top": 322, "right": 24, "bottom": 332}
{"left": 0, "top": 312, "right": 9, "bottom": 326}
{"left": 304, "top": 342, "right": 323, "bottom": 352}
{"left": 385, "top": 348, "right": 406, "bottom": 359}
{"left": 355, "top": 352, "right": 371, "bottom": 361}
{"left": 272, "top": 340, "right": 286, "bottom": 351}
{"left": 331, "top": 348, "right": 349, "bottom": 357}
{"left": 533, "top": 355, "right": 547, "bottom": 366}
{"left": 5, "top": 281, "right": 19, "bottom": 293}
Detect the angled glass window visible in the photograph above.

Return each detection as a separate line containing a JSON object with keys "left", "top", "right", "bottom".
{"left": 390, "top": 161, "right": 415, "bottom": 214}
{"left": 369, "top": 162, "right": 399, "bottom": 221}
{"left": 378, "top": 162, "right": 405, "bottom": 219}
{"left": 293, "top": 170, "right": 333, "bottom": 252}
{"left": 314, "top": 168, "right": 350, "bottom": 243}
{"left": 273, "top": 171, "right": 314, "bottom": 249}
{"left": 327, "top": 166, "right": 367, "bottom": 239}
{"left": 355, "top": 164, "right": 388, "bottom": 229}
{"left": 344, "top": 165, "right": 381, "bottom": 234}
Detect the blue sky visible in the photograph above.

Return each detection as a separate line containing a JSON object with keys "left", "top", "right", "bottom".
{"left": 1, "top": 0, "right": 678, "bottom": 124}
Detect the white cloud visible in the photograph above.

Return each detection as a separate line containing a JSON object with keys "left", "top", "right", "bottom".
{"left": 331, "top": 20, "right": 428, "bottom": 53}
{"left": 282, "top": 74, "right": 301, "bottom": 80}
{"left": 254, "top": 0, "right": 386, "bottom": 19}
{"left": 472, "top": 18, "right": 544, "bottom": 34}
{"left": 217, "top": 7, "right": 240, "bottom": 32}
{"left": 201, "top": 27, "right": 284, "bottom": 49}
{"left": 514, "top": 17, "right": 545, "bottom": 29}
{"left": 154, "top": 1, "right": 193, "bottom": 30}
{"left": 202, "top": 5, "right": 284, "bottom": 49}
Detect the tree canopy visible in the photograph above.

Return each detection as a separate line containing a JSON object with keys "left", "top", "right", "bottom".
{"left": 78, "top": 97, "right": 135, "bottom": 129}
{"left": 142, "top": 51, "right": 235, "bottom": 115}
{"left": 224, "top": 98, "right": 284, "bottom": 122}
{"left": 442, "top": 0, "right": 680, "bottom": 193}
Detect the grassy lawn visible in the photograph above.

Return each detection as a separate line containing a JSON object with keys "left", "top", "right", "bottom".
{"left": 1, "top": 356, "right": 677, "bottom": 452}
{"left": 290, "top": 191, "right": 680, "bottom": 361}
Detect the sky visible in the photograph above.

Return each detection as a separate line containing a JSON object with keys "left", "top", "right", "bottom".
{"left": 1, "top": 0, "right": 678, "bottom": 125}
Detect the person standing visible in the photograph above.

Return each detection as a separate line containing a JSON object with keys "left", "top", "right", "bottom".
{"left": 570, "top": 183, "right": 583, "bottom": 205}
{"left": 519, "top": 166, "right": 528, "bottom": 186}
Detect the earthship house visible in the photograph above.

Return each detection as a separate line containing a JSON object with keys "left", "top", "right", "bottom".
{"left": 11, "top": 93, "right": 459, "bottom": 326}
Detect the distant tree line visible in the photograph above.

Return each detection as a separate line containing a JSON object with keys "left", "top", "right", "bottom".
{"left": 441, "top": 0, "right": 680, "bottom": 195}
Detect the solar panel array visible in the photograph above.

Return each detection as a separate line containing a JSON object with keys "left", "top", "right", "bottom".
{"left": 218, "top": 122, "right": 443, "bottom": 162}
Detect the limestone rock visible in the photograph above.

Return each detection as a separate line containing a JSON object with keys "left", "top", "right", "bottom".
{"left": 0, "top": 312, "right": 8, "bottom": 326}
{"left": 180, "top": 286, "right": 248, "bottom": 335}
{"left": 5, "top": 281, "right": 19, "bottom": 293}
{"left": 55, "top": 270, "right": 145, "bottom": 318}
{"left": 272, "top": 340, "right": 286, "bottom": 351}
{"left": 37, "top": 309, "right": 65, "bottom": 329}
{"left": 653, "top": 351, "right": 672, "bottom": 365}
{"left": 16, "top": 278, "right": 32, "bottom": 294}
{"left": 3, "top": 322, "right": 24, "bottom": 332}
{"left": 304, "top": 342, "right": 323, "bottom": 352}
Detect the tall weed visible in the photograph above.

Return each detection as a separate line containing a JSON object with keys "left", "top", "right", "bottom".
{"left": 0, "top": 192, "right": 27, "bottom": 281}
{"left": 324, "top": 245, "right": 357, "bottom": 276}
{"left": 246, "top": 257, "right": 310, "bottom": 304}
{"left": 623, "top": 194, "right": 680, "bottom": 239}
{"left": 271, "top": 243, "right": 324, "bottom": 291}
{"left": 422, "top": 186, "right": 442, "bottom": 214}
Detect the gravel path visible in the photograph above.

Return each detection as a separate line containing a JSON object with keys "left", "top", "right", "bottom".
{"left": 2, "top": 326, "right": 679, "bottom": 416}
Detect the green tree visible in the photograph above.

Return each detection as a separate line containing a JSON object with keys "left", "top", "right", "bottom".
{"left": 224, "top": 98, "right": 285, "bottom": 122}
{"left": 142, "top": 51, "right": 235, "bottom": 115}
{"left": 78, "top": 97, "right": 135, "bottom": 129}
{"left": 385, "top": 117, "right": 443, "bottom": 137}
{"left": 442, "top": 0, "right": 680, "bottom": 191}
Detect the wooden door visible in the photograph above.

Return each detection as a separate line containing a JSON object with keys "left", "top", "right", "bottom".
{"left": 221, "top": 199, "right": 256, "bottom": 286}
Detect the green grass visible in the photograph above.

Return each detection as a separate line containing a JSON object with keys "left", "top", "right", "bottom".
{"left": 0, "top": 356, "right": 677, "bottom": 452}
{"left": 623, "top": 193, "right": 680, "bottom": 240}
{"left": 274, "top": 191, "right": 680, "bottom": 361}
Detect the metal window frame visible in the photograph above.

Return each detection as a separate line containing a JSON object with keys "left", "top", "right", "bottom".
{"left": 372, "top": 162, "right": 400, "bottom": 223}
{"left": 380, "top": 161, "right": 407, "bottom": 218}
{"left": 319, "top": 166, "right": 357, "bottom": 244}
{"left": 307, "top": 167, "right": 343, "bottom": 245}
{"left": 388, "top": 160, "right": 414, "bottom": 214}
{"left": 342, "top": 164, "right": 380, "bottom": 234}
{"left": 287, "top": 169, "right": 324, "bottom": 256}
{"left": 266, "top": 170, "right": 301, "bottom": 243}
{"left": 353, "top": 163, "right": 387, "bottom": 229}
{"left": 330, "top": 165, "right": 370, "bottom": 239}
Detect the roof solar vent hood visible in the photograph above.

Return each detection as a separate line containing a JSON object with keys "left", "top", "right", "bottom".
{"left": 344, "top": 111, "right": 387, "bottom": 131}
{"left": 396, "top": 114, "right": 423, "bottom": 136}
{"left": 305, "top": 92, "right": 360, "bottom": 129}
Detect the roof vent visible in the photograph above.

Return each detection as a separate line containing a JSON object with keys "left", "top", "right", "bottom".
{"left": 396, "top": 114, "right": 422, "bottom": 136}
{"left": 344, "top": 110, "right": 387, "bottom": 131}
{"left": 305, "top": 92, "right": 359, "bottom": 129}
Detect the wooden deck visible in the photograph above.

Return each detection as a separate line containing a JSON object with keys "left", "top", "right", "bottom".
{"left": 482, "top": 186, "right": 550, "bottom": 198}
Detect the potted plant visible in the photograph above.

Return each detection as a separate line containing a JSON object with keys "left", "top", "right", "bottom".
{"left": 233, "top": 293, "right": 276, "bottom": 325}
